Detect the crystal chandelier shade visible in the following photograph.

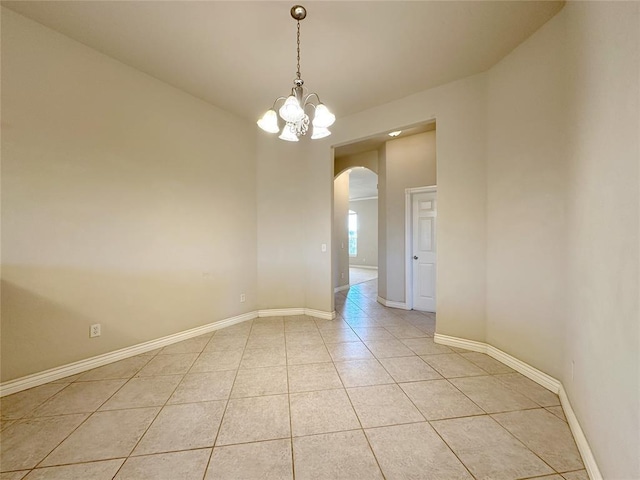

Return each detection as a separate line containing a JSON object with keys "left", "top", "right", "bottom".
{"left": 257, "top": 5, "right": 335, "bottom": 141}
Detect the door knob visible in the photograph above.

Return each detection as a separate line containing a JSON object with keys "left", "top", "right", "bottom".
{"left": 413, "top": 256, "right": 418, "bottom": 260}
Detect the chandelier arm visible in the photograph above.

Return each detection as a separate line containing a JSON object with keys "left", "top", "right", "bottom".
{"left": 302, "top": 92, "right": 321, "bottom": 106}
{"left": 271, "top": 96, "right": 289, "bottom": 110}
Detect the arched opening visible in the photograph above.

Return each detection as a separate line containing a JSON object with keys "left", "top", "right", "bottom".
{"left": 332, "top": 121, "right": 437, "bottom": 315}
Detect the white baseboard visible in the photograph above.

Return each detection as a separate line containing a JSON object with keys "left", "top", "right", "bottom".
{"left": 1, "top": 306, "right": 336, "bottom": 397}
{"left": 0, "top": 311, "right": 257, "bottom": 397}
{"left": 377, "top": 296, "right": 410, "bottom": 310}
{"left": 434, "top": 333, "right": 601, "bottom": 480}
{"left": 334, "top": 284, "right": 350, "bottom": 293}
{"left": 558, "top": 386, "right": 602, "bottom": 480}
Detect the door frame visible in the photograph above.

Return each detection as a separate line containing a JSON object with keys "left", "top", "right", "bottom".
{"left": 404, "top": 185, "right": 437, "bottom": 310}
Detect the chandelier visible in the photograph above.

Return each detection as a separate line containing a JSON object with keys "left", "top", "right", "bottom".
{"left": 257, "top": 5, "right": 335, "bottom": 141}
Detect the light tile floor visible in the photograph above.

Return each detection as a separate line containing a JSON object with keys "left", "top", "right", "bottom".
{"left": 0, "top": 279, "right": 588, "bottom": 479}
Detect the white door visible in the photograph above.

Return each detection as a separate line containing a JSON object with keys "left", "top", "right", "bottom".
{"left": 412, "top": 192, "right": 436, "bottom": 312}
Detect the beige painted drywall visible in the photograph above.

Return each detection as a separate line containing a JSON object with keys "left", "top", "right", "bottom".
{"left": 328, "top": 76, "right": 488, "bottom": 341}
{"left": 486, "top": 1, "right": 567, "bottom": 379}
{"left": 486, "top": 2, "right": 639, "bottom": 478}
{"left": 382, "top": 131, "right": 437, "bottom": 303}
{"left": 349, "top": 198, "right": 378, "bottom": 268}
{"left": 335, "top": 150, "right": 378, "bottom": 176}
{"left": 0, "top": 9, "right": 257, "bottom": 382}
{"left": 333, "top": 173, "right": 350, "bottom": 289}
{"left": 563, "top": 3, "right": 639, "bottom": 478}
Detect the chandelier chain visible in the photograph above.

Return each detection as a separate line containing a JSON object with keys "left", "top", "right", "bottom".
{"left": 296, "top": 20, "right": 301, "bottom": 80}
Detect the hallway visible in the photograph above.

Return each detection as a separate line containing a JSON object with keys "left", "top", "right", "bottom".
{"left": 1, "top": 281, "right": 587, "bottom": 479}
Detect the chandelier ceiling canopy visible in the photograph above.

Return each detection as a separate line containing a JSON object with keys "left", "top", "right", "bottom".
{"left": 257, "top": 5, "right": 335, "bottom": 142}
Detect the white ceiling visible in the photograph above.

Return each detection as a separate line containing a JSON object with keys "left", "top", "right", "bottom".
{"left": 2, "top": 1, "right": 564, "bottom": 122}
{"left": 347, "top": 167, "right": 378, "bottom": 201}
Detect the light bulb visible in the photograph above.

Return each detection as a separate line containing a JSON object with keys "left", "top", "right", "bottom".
{"left": 279, "top": 124, "right": 299, "bottom": 142}
{"left": 257, "top": 110, "right": 280, "bottom": 133}
{"left": 279, "top": 96, "right": 305, "bottom": 123}
{"left": 312, "top": 103, "right": 335, "bottom": 128}
{"left": 311, "top": 126, "right": 331, "bottom": 139}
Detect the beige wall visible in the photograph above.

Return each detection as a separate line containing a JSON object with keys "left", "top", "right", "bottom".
{"left": 0, "top": 9, "right": 257, "bottom": 381}
{"left": 333, "top": 173, "right": 350, "bottom": 289}
{"left": 563, "top": 3, "right": 638, "bottom": 478}
{"left": 349, "top": 198, "right": 378, "bottom": 268}
{"left": 486, "top": 2, "right": 639, "bottom": 478}
{"left": 335, "top": 150, "right": 378, "bottom": 176}
{"left": 382, "top": 131, "right": 437, "bottom": 303}
{"left": 330, "top": 77, "right": 488, "bottom": 341}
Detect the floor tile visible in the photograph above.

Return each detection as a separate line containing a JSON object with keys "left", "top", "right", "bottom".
{"left": 0, "top": 420, "right": 15, "bottom": 432}
{"left": 245, "top": 333, "right": 285, "bottom": 350}
{"left": 216, "top": 395, "right": 290, "bottom": 446}
{"left": 432, "top": 415, "right": 554, "bottom": 480}
{"left": 378, "top": 356, "right": 442, "bottom": 382}
{"left": 384, "top": 325, "right": 429, "bottom": 339}
{"left": 191, "top": 350, "right": 244, "bottom": 372}
{"left": 494, "top": 373, "right": 561, "bottom": 406}
{"left": 320, "top": 328, "right": 361, "bottom": 344}
{"left": 230, "top": 366, "right": 288, "bottom": 398}
{"left": 546, "top": 405, "right": 567, "bottom": 422}
{"left": 344, "top": 318, "right": 381, "bottom": 328}
{"left": 50, "top": 373, "right": 83, "bottom": 384}
{"left": 1, "top": 472, "right": 29, "bottom": 480}
{"left": 347, "top": 384, "right": 424, "bottom": 428}
{"left": 363, "top": 339, "right": 415, "bottom": 358}
{"left": 459, "top": 352, "right": 514, "bottom": 374}
{"left": 0, "top": 384, "right": 68, "bottom": 420}
{"left": 240, "top": 347, "right": 286, "bottom": 369}
{"left": 492, "top": 409, "right": 584, "bottom": 472}
{"left": 206, "top": 439, "right": 293, "bottom": 480}
{"left": 133, "top": 401, "right": 225, "bottom": 455}
{"left": 31, "top": 380, "right": 126, "bottom": 416}
{"left": 327, "top": 342, "right": 374, "bottom": 362}
{"left": 450, "top": 376, "right": 539, "bottom": 413}
{"left": 422, "top": 354, "right": 487, "bottom": 378}
{"left": 286, "top": 343, "right": 331, "bottom": 365}
{"left": 203, "top": 336, "right": 247, "bottom": 352}
{"left": 213, "top": 322, "right": 252, "bottom": 337}
{"left": 115, "top": 449, "right": 211, "bottom": 480}
{"left": 562, "top": 470, "right": 589, "bottom": 480}
{"left": 293, "top": 430, "right": 383, "bottom": 480}
{"left": 76, "top": 356, "right": 150, "bottom": 382}
{"left": 99, "top": 376, "right": 182, "bottom": 410}
{"left": 287, "top": 363, "right": 343, "bottom": 393}
{"left": 41, "top": 407, "right": 159, "bottom": 466}
{"left": 290, "top": 389, "right": 360, "bottom": 436}
{"left": 284, "top": 317, "right": 319, "bottom": 332}
{"left": 0, "top": 414, "right": 88, "bottom": 471}
{"left": 168, "top": 371, "right": 236, "bottom": 404}
{"left": 334, "top": 359, "right": 394, "bottom": 387}
{"left": 400, "top": 380, "right": 483, "bottom": 420}
{"left": 352, "top": 327, "right": 395, "bottom": 341}
{"left": 159, "top": 336, "right": 211, "bottom": 355}
{"left": 400, "top": 338, "right": 452, "bottom": 355}
{"left": 285, "top": 331, "right": 324, "bottom": 346}
{"left": 23, "top": 459, "right": 124, "bottom": 480}
{"left": 365, "top": 422, "right": 473, "bottom": 479}
{"left": 135, "top": 353, "right": 198, "bottom": 377}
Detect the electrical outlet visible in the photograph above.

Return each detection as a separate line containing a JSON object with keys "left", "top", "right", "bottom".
{"left": 240, "top": 293, "right": 246, "bottom": 303}
{"left": 90, "top": 324, "right": 101, "bottom": 338}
